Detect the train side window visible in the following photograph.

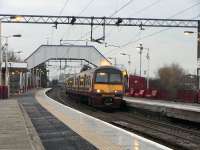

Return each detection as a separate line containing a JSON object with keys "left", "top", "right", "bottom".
{"left": 79, "top": 76, "right": 81, "bottom": 86}
{"left": 86, "top": 76, "right": 88, "bottom": 86}
{"left": 88, "top": 76, "right": 90, "bottom": 86}
{"left": 77, "top": 77, "right": 80, "bottom": 87}
{"left": 88, "top": 76, "right": 90, "bottom": 85}
{"left": 85, "top": 76, "right": 87, "bottom": 86}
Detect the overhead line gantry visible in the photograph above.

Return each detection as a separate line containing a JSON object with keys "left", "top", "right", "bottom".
{"left": 0, "top": 14, "right": 198, "bottom": 28}
{"left": 0, "top": 14, "right": 199, "bottom": 88}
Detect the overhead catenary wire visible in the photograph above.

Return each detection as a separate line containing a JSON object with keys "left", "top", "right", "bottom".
{"left": 59, "top": 0, "right": 70, "bottom": 16}
{"left": 51, "top": 0, "right": 70, "bottom": 44}
{"left": 61, "top": 0, "right": 96, "bottom": 40}
{"left": 78, "top": 0, "right": 96, "bottom": 16}
{"left": 104, "top": 1, "right": 200, "bottom": 56}
{"left": 109, "top": 0, "right": 135, "bottom": 17}
{"left": 128, "top": 0, "right": 162, "bottom": 17}
{"left": 78, "top": 0, "right": 135, "bottom": 40}
{"left": 105, "top": 0, "right": 163, "bottom": 46}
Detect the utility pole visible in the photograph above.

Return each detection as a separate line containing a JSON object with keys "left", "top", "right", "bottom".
{"left": 120, "top": 53, "right": 131, "bottom": 73}
{"left": 128, "top": 55, "right": 131, "bottom": 73}
{"left": 5, "top": 37, "right": 8, "bottom": 87}
{"left": 146, "top": 48, "right": 150, "bottom": 89}
{"left": 0, "top": 16, "right": 20, "bottom": 86}
{"left": 137, "top": 43, "right": 143, "bottom": 76}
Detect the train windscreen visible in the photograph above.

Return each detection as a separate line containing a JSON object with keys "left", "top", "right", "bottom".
{"left": 95, "top": 69, "right": 122, "bottom": 83}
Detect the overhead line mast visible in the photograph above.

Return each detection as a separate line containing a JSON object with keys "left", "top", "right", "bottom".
{"left": 0, "top": 14, "right": 198, "bottom": 28}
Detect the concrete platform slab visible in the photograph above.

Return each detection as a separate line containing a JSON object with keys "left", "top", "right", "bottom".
{"left": 0, "top": 99, "right": 44, "bottom": 150}
{"left": 124, "top": 97, "right": 200, "bottom": 123}
{"left": 37, "top": 88, "right": 171, "bottom": 150}
{"left": 18, "top": 90, "right": 97, "bottom": 150}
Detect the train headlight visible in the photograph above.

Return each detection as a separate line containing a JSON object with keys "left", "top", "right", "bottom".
{"left": 97, "top": 89, "right": 101, "bottom": 93}
{"left": 114, "top": 90, "right": 122, "bottom": 97}
{"left": 114, "top": 90, "right": 120, "bottom": 93}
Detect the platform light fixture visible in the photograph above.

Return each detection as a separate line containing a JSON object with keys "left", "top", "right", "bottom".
{"left": 9, "top": 16, "right": 22, "bottom": 22}
{"left": 184, "top": 31, "right": 196, "bottom": 35}
{"left": 12, "top": 34, "right": 22, "bottom": 37}
{"left": 120, "top": 53, "right": 131, "bottom": 73}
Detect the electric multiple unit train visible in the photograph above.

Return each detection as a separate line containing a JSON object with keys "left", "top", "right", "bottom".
{"left": 65, "top": 66, "right": 125, "bottom": 108}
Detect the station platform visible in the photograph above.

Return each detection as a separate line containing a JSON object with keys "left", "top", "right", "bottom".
{"left": 124, "top": 96, "right": 200, "bottom": 123}
{"left": 17, "top": 90, "right": 97, "bottom": 150}
{"left": 39, "top": 88, "right": 171, "bottom": 150}
{"left": 0, "top": 90, "right": 171, "bottom": 150}
{"left": 0, "top": 99, "right": 44, "bottom": 150}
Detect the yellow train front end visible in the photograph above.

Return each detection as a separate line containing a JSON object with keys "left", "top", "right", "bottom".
{"left": 90, "top": 67, "right": 124, "bottom": 108}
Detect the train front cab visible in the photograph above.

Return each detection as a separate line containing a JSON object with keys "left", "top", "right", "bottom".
{"left": 90, "top": 67, "right": 124, "bottom": 108}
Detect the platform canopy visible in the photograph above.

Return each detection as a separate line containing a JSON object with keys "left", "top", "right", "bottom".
{"left": 25, "top": 45, "right": 111, "bottom": 69}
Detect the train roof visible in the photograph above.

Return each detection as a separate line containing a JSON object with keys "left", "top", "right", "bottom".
{"left": 65, "top": 66, "right": 122, "bottom": 79}
{"left": 95, "top": 65, "right": 122, "bottom": 71}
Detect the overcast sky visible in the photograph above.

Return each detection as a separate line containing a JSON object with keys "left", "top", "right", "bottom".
{"left": 0, "top": 0, "right": 200, "bottom": 77}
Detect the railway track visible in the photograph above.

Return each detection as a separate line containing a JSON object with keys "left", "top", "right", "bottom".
{"left": 47, "top": 86, "right": 200, "bottom": 150}
{"left": 112, "top": 117, "right": 200, "bottom": 150}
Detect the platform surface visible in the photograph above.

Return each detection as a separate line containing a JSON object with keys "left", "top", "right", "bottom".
{"left": 36, "top": 88, "right": 171, "bottom": 150}
{"left": 0, "top": 99, "right": 44, "bottom": 150}
{"left": 124, "top": 97, "right": 200, "bottom": 112}
{"left": 124, "top": 96, "right": 200, "bottom": 122}
{"left": 18, "top": 91, "right": 97, "bottom": 150}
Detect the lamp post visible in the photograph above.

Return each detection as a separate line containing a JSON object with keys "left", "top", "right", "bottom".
{"left": 120, "top": 53, "right": 131, "bottom": 73}
{"left": 0, "top": 16, "right": 21, "bottom": 85}
{"left": 2, "top": 35, "right": 22, "bottom": 87}
{"left": 0, "top": 34, "right": 21, "bottom": 98}
{"left": 184, "top": 25, "right": 200, "bottom": 89}
{"left": 108, "top": 57, "right": 117, "bottom": 66}
{"left": 146, "top": 48, "right": 150, "bottom": 89}
{"left": 136, "top": 43, "right": 150, "bottom": 77}
{"left": 136, "top": 43, "right": 144, "bottom": 77}
{"left": 136, "top": 43, "right": 150, "bottom": 88}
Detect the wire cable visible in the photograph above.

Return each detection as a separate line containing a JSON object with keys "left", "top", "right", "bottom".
{"left": 109, "top": 0, "right": 135, "bottom": 17}
{"left": 78, "top": 0, "right": 96, "bottom": 16}
{"left": 78, "top": 0, "right": 135, "bottom": 40}
{"left": 58, "top": 0, "right": 70, "bottom": 16}
{"left": 128, "top": 0, "right": 162, "bottom": 17}
{"left": 101, "top": 0, "right": 162, "bottom": 47}
{"left": 61, "top": 0, "right": 96, "bottom": 40}
{"left": 105, "top": 2, "right": 200, "bottom": 56}
{"left": 105, "top": 0, "right": 162, "bottom": 47}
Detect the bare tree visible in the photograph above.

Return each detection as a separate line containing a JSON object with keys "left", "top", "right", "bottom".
{"left": 156, "top": 63, "right": 186, "bottom": 97}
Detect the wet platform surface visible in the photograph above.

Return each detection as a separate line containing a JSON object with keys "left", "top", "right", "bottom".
{"left": 125, "top": 97, "right": 200, "bottom": 123}
{"left": 0, "top": 99, "right": 43, "bottom": 150}
{"left": 18, "top": 92, "right": 96, "bottom": 150}
{"left": 36, "top": 89, "right": 171, "bottom": 150}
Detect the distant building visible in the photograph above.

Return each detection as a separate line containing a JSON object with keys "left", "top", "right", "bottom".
{"left": 1, "top": 62, "right": 28, "bottom": 94}
{"left": 181, "top": 74, "right": 197, "bottom": 90}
